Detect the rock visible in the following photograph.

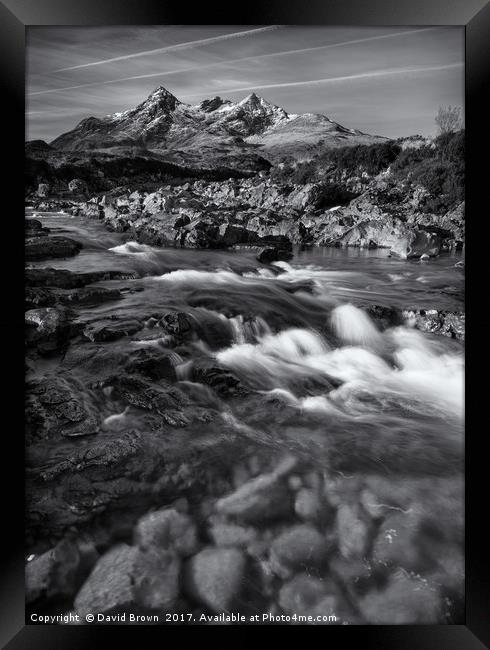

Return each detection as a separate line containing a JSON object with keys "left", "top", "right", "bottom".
{"left": 25, "top": 236, "right": 82, "bottom": 261}
{"left": 25, "top": 287, "right": 57, "bottom": 310}
{"left": 372, "top": 511, "right": 434, "bottom": 572}
{"left": 184, "top": 548, "right": 246, "bottom": 613}
{"left": 26, "top": 539, "right": 80, "bottom": 603}
{"left": 37, "top": 431, "right": 141, "bottom": 480}
{"left": 192, "top": 359, "right": 243, "bottom": 396}
{"left": 294, "top": 488, "right": 324, "bottom": 523}
{"left": 25, "top": 267, "right": 139, "bottom": 289}
{"left": 25, "top": 218, "right": 48, "bottom": 238}
{"left": 215, "top": 470, "right": 292, "bottom": 523}
{"left": 25, "top": 307, "right": 71, "bottom": 354}
{"left": 133, "top": 548, "right": 181, "bottom": 610}
{"left": 124, "top": 348, "right": 177, "bottom": 381}
{"left": 278, "top": 575, "right": 329, "bottom": 615}
{"left": 68, "top": 178, "right": 88, "bottom": 194}
{"left": 420, "top": 253, "right": 430, "bottom": 260}
{"left": 363, "top": 305, "right": 403, "bottom": 330}
{"left": 159, "top": 311, "right": 192, "bottom": 337}
{"left": 74, "top": 544, "right": 139, "bottom": 616}
{"left": 270, "top": 524, "right": 328, "bottom": 571}
{"left": 83, "top": 319, "right": 143, "bottom": 342}
{"left": 58, "top": 286, "right": 122, "bottom": 306}
{"left": 256, "top": 246, "right": 292, "bottom": 264}
{"left": 37, "top": 183, "right": 50, "bottom": 198}
{"left": 336, "top": 505, "right": 371, "bottom": 559}
{"left": 208, "top": 523, "right": 258, "bottom": 548}
{"left": 135, "top": 508, "right": 199, "bottom": 557}
{"left": 358, "top": 570, "right": 443, "bottom": 623}
{"left": 407, "top": 230, "right": 441, "bottom": 258}
{"left": 402, "top": 309, "right": 465, "bottom": 341}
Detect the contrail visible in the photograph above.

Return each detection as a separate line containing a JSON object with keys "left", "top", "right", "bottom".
{"left": 28, "top": 27, "right": 442, "bottom": 97}
{"left": 181, "top": 63, "right": 464, "bottom": 97}
{"left": 52, "top": 26, "right": 280, "bottom": 72}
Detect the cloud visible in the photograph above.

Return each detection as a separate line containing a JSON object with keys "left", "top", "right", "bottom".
{"left": 51, "top": 25, "right": 281, "bottom": 72}
{"left": 180, "top": 63, "right": 464, "bottom": 98}
{"left": 29, "top": 27, "right": 438, "bottom": 97}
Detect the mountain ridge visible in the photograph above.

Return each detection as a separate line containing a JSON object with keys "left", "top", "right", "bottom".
{"left": 49, "top": 86, "right": 387, "bottom": 163}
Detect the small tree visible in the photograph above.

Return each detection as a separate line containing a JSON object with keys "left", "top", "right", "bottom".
{"left": 435, "top": 106, "right": 463, "bottom": 135}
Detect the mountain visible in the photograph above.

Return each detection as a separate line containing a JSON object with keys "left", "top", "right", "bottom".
{"left": 49, "top": 86, "right": 386, "bottom": 164}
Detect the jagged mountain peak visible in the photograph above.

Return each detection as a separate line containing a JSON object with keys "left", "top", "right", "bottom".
{"left": 49, "top": 85, "right": 385, "bottom": 157}
{"left": 198, "top": 96, "right": 231, "bottom": 113}
{"left": 132, "top": 86, "right": 180, "bottom": 114}
{"left": 147, "top": 86, "right": 178, "bottom": 100}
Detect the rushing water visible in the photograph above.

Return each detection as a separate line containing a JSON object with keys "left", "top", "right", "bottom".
{"left": 26, "top": 210, "right": 465, "bottom": 621}
{"left": 27, "top": 210, "right": 464, "bottom": 475}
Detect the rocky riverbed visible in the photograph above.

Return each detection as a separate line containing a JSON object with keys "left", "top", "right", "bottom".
{"left": 25, "top": 206, "right": 464, "bottom": 625}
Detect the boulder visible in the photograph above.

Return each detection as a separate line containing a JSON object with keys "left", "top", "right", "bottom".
{"left": 74, "top": 544, "right": 139, "bottom": 616}
{"left": 25, "top": 218, "right": 48, "bottom": 238}
{"left": 37, "top": 183, "right": 50, "bottom": 198}
{"left": 25, "top": 307, "right": 71, "bottom": 354}
{"left": 159, "top": 311, "right": 192, "bottom": 338}
{"left": 68, "top": 178, "right": 89, "bottom": 194}
{"left": 124, "top": 348, "right": 177, "bottom": 381}
{"left": 25, "top": 375, "right": 104, "bottom": 440}
{"left": 208, "top": 523, "right": 258, "bottom": 548}
{"left": 134, "top": 508, "right": 199, "bottom": 557}
{"left": 256, "top": 246, "right": 293, "bottom": 264}
{"left": 270, "top": 524, "right": 328, "bottom": 571}
{"left": 25, "top": 236, "right": 82, "bottom": 261}
{"left": 184, "top": 547, "right": 246, "bottom": 613}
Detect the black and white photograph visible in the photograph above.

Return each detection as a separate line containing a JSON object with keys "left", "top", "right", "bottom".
{"left": 24, "top": 23, "right": 465, "bottom": 626}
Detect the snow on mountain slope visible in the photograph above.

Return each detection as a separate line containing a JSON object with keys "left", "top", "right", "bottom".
{"left": 50, "top": 86, "right": 386, "bottom": 162}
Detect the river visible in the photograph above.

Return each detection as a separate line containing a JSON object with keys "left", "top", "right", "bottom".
{"left": 25, "top": 209, "right": 465, "bottom": 622}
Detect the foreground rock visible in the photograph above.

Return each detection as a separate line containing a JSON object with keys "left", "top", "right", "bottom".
{"left": 184, "top": 548, "right": 247, "bottom": 613}
{"left": 74, "top": 544, "right": 139, "bottom": 616}
{"left": 25, "top": 236, "right": 82, "bottom": 260}
{"left": 270, "top": 524, "right": 328, "bottom": 573}
{"left": 135, "top": 508, "right": 199, "bottom": 557}
{"left": 25, "top": 307, "right": 72, "bottom": 354}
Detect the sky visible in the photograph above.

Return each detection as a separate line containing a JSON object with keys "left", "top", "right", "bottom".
{"left": 26, "top": 25, "right": 464, "bottom": 142}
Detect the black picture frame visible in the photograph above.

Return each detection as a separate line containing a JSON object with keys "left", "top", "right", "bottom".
{"left": 2, "top": 0, "right": 488, "bottom": 646}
